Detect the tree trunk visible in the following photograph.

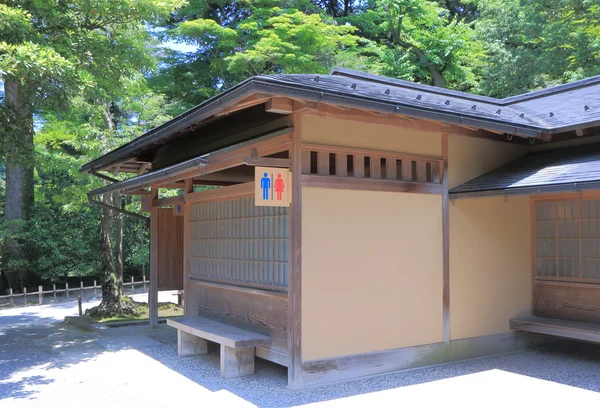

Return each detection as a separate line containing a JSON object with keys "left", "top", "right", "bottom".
{"left": 389, "top": 15, "right": 447, "bottom": 88}
{"left": 113, "top": 191, "right": 124, "bottom": 296}
{"left": 2, "top": 77, "right": 35, "bottom": 292}
{"left": 89, "top": 100, "right": 131, "bottom": 313}
{"left": 98, "top": 193, "right": 119, "bottom": 309}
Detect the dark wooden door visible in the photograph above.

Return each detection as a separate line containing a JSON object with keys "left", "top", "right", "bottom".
{"left": 157, "top": 208, "right": 184, "bottom": 290}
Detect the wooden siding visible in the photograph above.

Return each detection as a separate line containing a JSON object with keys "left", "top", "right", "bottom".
{"left": 185, "top": 279, "right": 289, "bottom": 366}
{"left": 189, "top": 197, "right": 289, "bottom": 292}
{"left": 156, "top": 208, "right": 184, "bottom": 291}
{"left": 533, "top": 280, "right": 600, "bottom": 323}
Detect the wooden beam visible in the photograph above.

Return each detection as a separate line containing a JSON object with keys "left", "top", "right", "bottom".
{"left": 203, "top": 133, "right": 292, "bottom": 175}
{"left": 149, "top": 188, "right": 159, "bottom": 329}
{"left": 216, "top": 93, "right": 273, "bottom": 117}
{"left": 441, "top": 133, "right": 450, "bottom": 344}
{"left": 122, "top": 189, "right": 152, "bottom": 196}
{"left": 301, "top": 175, "right": 445, "bottom": 195}
{"left": 266, "top": 97, "right": 294, "bottom": 114}
{"left": 138, "top": 162, "right": 151, "bottom": 175}
{"left": 288, "top": 113, "right": 303, "bottom": 388}
{"left": 185, "top": 182, "right": 254, "bottom": 204}
{"left": 153, "top": 182, "right": 186, "bottom": 189}
{"left": 152, "top": 195, "right": 184, "bottom": 208}
{"left": 244, "top": 157, "right": 291, "bottom": 168}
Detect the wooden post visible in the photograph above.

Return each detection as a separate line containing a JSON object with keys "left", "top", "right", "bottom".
{"left": 142, "top": 274, "right": 147, "bottom": 292}
{"left": 65, "top": 282, "right": 70, "bottom": 300}
{"left": 80, "top": 280, "right": 84, "bottom": 296}
{"left": 131, "top": 276, "right": 134, "bottom": 291}
{"left": 9, "top": 288, "right": 13, "bottom": 307}
{"left": 53, "top": 284, "right": 57, "bottom": 303}
{"left": 149, "top": 188, "right": 159, "bottom": 328}
{"left": 182, "top": 178, "right": 193, "bottom": 314}
{"left": 288, "top": 114, "right": 303, "bottom": 388}
{"left": 442, "top": 133, "right": 450, "bottom": 344}
{"left": 23, "top": 287, "right": 27, "bottom": 306}
{"left": 77, "top": 296, "right": 83, "bottom": 316}
{"left": 93, "top": 280, "right": 97, "bottom": 297}
{"left": 39, "top": 285, "right": 43, "bottom": 305}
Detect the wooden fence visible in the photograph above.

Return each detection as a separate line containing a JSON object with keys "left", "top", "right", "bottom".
{"left": 0, "top": 276, "right": 149, "bottom": 307}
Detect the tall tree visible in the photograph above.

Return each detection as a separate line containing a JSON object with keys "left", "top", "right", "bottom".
{"left": 0, "top": 0, "right": 181, "bottom": 303}
{"left": 475, "top": 0, "right": 600, "bottom": 97}
{"left": 152, "top": 1, "right": 361, "bottom": 108}
{"left": 339, "top": 0, "right": 486, "bottom": 89}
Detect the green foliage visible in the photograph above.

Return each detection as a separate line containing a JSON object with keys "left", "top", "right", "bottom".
{"left": 475, "top": 0, "right": 600, "bottom": 97}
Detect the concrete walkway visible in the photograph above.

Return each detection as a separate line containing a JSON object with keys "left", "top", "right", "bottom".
{"left": 1, "top": 300, "right": 600, "bottom": 407}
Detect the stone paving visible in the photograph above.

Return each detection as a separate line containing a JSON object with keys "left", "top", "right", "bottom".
{"left": 1, "top": 299, "right": 600, "bottom": 407}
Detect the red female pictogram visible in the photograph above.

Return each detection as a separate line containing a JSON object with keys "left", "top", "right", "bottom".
{"left": 274, "top": 174, "right": 285, "bottom": 200}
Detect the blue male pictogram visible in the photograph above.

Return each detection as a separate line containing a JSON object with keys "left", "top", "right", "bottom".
{"left": 260, "top": 172, "right": 271, "bottom": 200}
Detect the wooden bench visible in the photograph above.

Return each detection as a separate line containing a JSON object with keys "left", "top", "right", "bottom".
{"left": 167, "top": 316, "right": 271, "bottom": 378}
{"left": 510, "top": 316, "right": 600, "bottom": 344}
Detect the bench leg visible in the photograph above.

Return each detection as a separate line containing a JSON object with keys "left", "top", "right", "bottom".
{"left": 220, "top": 346, "right": 255, "bottom": 378}
{"left": 177, "top": 330, "right": 207, "bottom": 357}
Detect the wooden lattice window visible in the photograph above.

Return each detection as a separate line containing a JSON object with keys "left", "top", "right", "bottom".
{"left": 301, "top": 144, "right": 443, "bottom": 184}
{"left": 535, "top": 198, "right": 600, "bottom": 281}
{"left": 190, "top": 197, "right": 289, "bottom": 292}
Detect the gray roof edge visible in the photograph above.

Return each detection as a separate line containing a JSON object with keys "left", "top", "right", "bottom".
{"left": 253, "top": 77, "right": 542, "bottom": 137}
{"left": 80, "top": 78, "right": 259, "bottom": 173}
{"left": 329, "top": 67, "right": 503, "bottom": 104}
{"left": 330, "top": 66, "right": 600, "bottom": 106}
{"left": 449, "top": 180, "right": 600, "bottom": 199}
{"left": 84, "top": 74, "right": 547, "bottom": 174}
{"left": 87, "top": 155, "right": 209, "bottom": 197}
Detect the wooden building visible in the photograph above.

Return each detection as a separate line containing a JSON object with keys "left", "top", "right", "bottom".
{"left": 84, "top": 68, "right": 600, "bottom": 387}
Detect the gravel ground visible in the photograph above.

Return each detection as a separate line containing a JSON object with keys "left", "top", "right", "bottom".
{"left": 2, "top": 303, "right": 600, "bottom": 407}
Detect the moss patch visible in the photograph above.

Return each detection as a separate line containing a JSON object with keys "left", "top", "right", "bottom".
{"left": 87, "top": 300, "right": 183, "bottom": 323}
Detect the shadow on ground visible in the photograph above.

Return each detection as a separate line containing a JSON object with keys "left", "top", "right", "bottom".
{"left": 2, "top": 320, "right": 600, "bottom": 407}
{"left": 0, "top": 322, "right": 104, "bottom": 400}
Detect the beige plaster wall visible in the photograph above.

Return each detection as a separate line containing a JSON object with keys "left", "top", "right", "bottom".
{"left": 448, "top": 135, "right": 527, "bottom": 189}
{"left": 301, "top": 115, "right": 442, "bottom": 157}
{"left": 302, "top": 188, "right": 443, "bottom": 361}
{"left": 449, "top": 195, "right": 532, "bottom": 340}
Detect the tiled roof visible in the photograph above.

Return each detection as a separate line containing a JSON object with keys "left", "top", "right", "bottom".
{"left": 449, "top": 143, "right": 600, "bottom": 198}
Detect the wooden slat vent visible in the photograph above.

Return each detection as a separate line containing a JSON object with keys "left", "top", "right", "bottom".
{"left": 190, "top": 196, "right": 289, "bottom": 292}
{"left": 301, "top": 144, "right": 443, "bottom": 184}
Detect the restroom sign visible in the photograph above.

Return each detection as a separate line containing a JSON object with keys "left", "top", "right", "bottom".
{"left": 255, "top": 167, "right": 291, "bottom": 207}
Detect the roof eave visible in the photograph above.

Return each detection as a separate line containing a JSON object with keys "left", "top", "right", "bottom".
{"left": 80, "top": 78, "right": 259, "bottom": 174}
{"left": 450, "top": 180, "right": 600, "bottom": 199}
{"left": 82, "top": 76, "right": 545, "bottom": 174}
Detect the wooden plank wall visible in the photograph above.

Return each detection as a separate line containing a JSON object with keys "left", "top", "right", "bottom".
{"left": 157, "top": 208, "right": 184, "bottom": 290}
{"left": 534, "top": 280, "right": 600, "bottom": 323}
{"left": 185, "top": 279, "right": 289, "bottom": 366}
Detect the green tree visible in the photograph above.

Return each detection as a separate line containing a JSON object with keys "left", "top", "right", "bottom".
{"left": 152, "top": 1, "right": 361, "bottom": 108}
{"left": 475, "top": 0, "right": 600, "bottom": 97}
{"left": 0, "top": 0, "right": 182, "bottom": 309}
{"left": 338, "top": 0, "right": 486, "bottom": 89}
